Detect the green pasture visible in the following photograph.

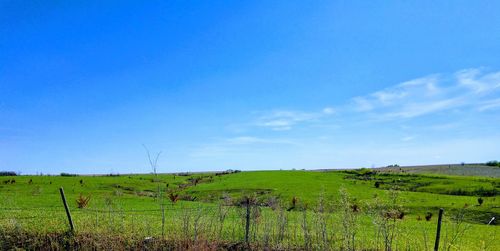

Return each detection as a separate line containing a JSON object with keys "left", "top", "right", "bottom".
{"left": 0, "top": 170, "right": 498, "bottom": 250}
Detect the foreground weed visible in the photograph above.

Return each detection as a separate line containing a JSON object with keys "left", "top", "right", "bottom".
{"left": 339, "top": 187, "right": 359, "bottom": 251}
{"left": 76, "top": 194, "right": 91, "bottom": 209}
{"left": 444, "top": 204, "right": 471, "bottom": 251}
{"left": 369, "top": 189, "right": 404, "bottom": 251}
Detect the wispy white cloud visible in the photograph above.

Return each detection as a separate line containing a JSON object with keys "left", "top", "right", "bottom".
{"left": 224, "top": 136, "right": 295, "bottom": 145}
{"left": 254, "top": 107, "right": 335, "bottom": 130}
{"left": 456, "top": 68, "right": 500, "bottom": 93}
{"left": 352, "top": 97, "right": 374, "bottom": 111}
{"left": 322, "top": 107, "right": 335, "bottom": 114}
{"left": 384, "top": 97, "right": 463, "bottom": 119}
{"left": 478, "top": 98, "right": 500, "bottom": 111}
{"left": 191, "top": 68, "right": 500, "bottom": 168}
{"left": 426, "top": 122, "right": 461, "bottom": 131}
{"left": 352, "top": 76, "right": 439, "bottom": 112}
{"left": 401, "top": 136, "right": 415, "bottom": 142}
{"left": 350, "top": 68, "right": 500, "bottom": 119}
{"left": 233, "top": 68, "right": 499, "bottom": 148}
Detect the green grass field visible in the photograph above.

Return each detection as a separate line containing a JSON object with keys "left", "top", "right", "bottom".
{"left": 0, "top": 168, "right": 498, "bottom": 250}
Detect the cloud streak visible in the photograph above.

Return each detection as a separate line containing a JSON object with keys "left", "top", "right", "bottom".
{"left": 191, "top": 68, "right": 500, "bottom": 166}
{"left": 254, "top": 107, "right": 335, "bottom": 130}
{"left": 248, "top": 68, "right": 500, "bottom": 132}
{"left": 224, "top": 136, "right": 295, "bottom": 145}
{"left": 350, "top": 68, "right": 500, "bottom": 119}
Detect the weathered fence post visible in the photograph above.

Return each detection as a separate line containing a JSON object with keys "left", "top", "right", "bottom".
{"left": 434, "top": 208, "right": 444, "bottom": 251}
{"left": 95, "top": 208, "right": 98, "bottom": 228}
{"left": 59, "top": 187, "right": 75, "bottom": 233}
{"left": 161, "top": 204, "right": 166, "bottom": 238}
{"left": 245, "top": 197, "right": 251, "bottom": 245}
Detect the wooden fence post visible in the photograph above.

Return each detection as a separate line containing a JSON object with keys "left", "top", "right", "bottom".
{"left": 161, "top": 204, "right": 165, "bottom": 238}
{"left": 245, "top": 197, "right": 251, "bottom": 244}
{"left": 434, "top": 208, "right": 444, "bottom": 251}
{"left": 59, "top": 187, "right": 75, "bottom": 233}
{"left": 95, "top": 208, "right": 98, "bottom": 228}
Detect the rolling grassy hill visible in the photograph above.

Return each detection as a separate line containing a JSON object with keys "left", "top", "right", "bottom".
{"left": 0, "top": 168, "right": 498, "bottom": 250}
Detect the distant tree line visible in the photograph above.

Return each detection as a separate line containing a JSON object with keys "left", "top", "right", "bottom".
{"left": 0, "top": 171, "right": 17, "bottom": 176}
{"left": 485, "top": 160, "right": 500, "bottom": 167}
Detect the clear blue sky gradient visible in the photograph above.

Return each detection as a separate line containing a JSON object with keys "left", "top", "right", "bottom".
{"left": 1, "top": 1, "right": 499, "bottom": 174}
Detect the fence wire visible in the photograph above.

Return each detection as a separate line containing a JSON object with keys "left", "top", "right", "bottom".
{"left": 0, "top": 203, "right": 497, "bottom": 250}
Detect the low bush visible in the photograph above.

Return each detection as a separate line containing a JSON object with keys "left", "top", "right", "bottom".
{"left": 425, "top": 212, "right": 433, "bottom": 221}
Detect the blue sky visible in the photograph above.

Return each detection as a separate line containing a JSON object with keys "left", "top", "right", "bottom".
{"left": 1, "top": 1, "right": 499, "bottom": 174}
